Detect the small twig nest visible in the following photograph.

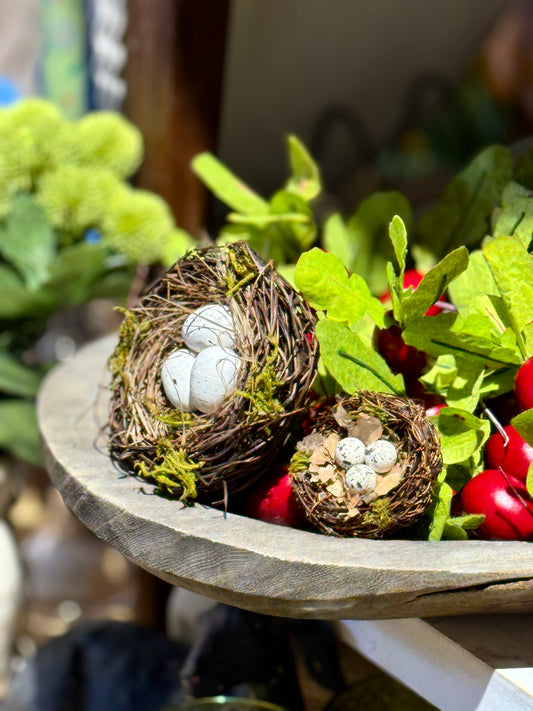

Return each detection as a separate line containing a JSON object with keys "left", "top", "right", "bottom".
{"left": 107, "top": 242, "right": 318, "bottom": 503}
{"left": 290, "top": 391, "right": 442, "bottom": 538}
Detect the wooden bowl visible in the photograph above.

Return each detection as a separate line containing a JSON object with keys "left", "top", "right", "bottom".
{"left": 37, "top": 335, "right": 533, "bottom": 619}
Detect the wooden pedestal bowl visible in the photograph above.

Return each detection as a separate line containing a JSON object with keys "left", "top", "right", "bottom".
{"left": 37, "top": 335, "right": 533, "bottom": 619}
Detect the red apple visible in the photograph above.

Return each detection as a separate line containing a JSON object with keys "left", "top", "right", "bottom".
{"left": 515, "top": 357, "right": 533, "bottom": 411}
{"left": 458, "top": 469, "right": 533, "bottom": 540}
{"left": 376, "top": 323, "right": 427, "bottom": 377}
{"left": 485, "top": 425, "right": 533, "bottom": 482}
{"left": 245, "top": 466, "right": 306, "bottom": 528}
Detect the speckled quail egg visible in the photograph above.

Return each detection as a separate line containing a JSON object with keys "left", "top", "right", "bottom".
{"left": 334, "top": 437, "right": 366, "bottom": 469}
{"left": 364, "top": 439, "right": 397, "bottom": 474}
{"left": 161, "top": 348, "right": 196, "bottom": 411}
{"left": 345, "top": 464, "right": 377, "bottom": 493}
{"left": 182, "top": 303, "right": 236, "bottom": 352}
{"left": 189, "top": 345, "right": 241, "bottom": 414}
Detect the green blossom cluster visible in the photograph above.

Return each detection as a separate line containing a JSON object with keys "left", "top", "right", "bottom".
{"left": 0, "top": 98, "right": 193, "bottom": 265}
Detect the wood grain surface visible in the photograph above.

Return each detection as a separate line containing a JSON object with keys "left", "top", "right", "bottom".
{"left": 37, "top": 336, "right": 533, "bottom": 619}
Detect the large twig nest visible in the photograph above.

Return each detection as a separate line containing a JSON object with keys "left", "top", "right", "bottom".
{"left": 290, "top": 391, "right": 442, "bottom": 538}
{"left": 107, "top": 242, "right": 318, "bottom": 503}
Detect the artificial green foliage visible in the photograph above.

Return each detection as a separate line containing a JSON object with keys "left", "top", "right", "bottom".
{"left": 0, "top": 99, "right": 195, "bottom": 465}
{"left": 66, "top": 111, "right": 143, "bottom": 178}
{"left": 36, "top": 166, "right": 122, "bottom": 239}
{"left": 417, "top": 145, "right": 513, "bottom": 255}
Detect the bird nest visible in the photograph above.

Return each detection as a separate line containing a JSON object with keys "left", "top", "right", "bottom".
{"left": 107, "top": 242, "right": 318, "bottom": 504}
{"left": 289, "top": 391, "right": 442, "bottom": 538}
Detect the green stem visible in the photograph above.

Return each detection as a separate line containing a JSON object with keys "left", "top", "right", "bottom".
{"left": 338, "top": 350, "right": 404, "bottom": 396}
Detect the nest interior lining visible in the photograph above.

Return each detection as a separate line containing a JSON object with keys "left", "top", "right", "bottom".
{"left": 290, "top": 391, "right": 442, "bottom": 538}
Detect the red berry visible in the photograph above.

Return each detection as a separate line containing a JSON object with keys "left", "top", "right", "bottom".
{"left": 485, "top": 425, "right": 533, "bottom": 482}
{"left": 459, "top": 469, "right": 533, "bottom": 540}
{"left": 515, "top": 357, "right": 533, "bottom": 411}
{"left": 426, "top": 403, "right": 446, "bottom": 418}
{"left": 376, "top": 324, "right": 427, "bottom": 377}
{"left": 379, "top": 269, "right": 442, "bottom": 316}
{"left": 245, "top": 466, "right": 306, "bottom": 528}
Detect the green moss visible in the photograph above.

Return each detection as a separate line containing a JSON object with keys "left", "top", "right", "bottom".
{"left": 289, "top": 450, "right": 311, "bottom": 475}
{"left": 224, "top": 246, "right": 258, "bottom": 296}
{"left": 236, "top": 337, "right": 284, "bottom": 422}
{"left": 149, "top": 403, "right": 194, "bottom": 429}
{"left": 108, "top": 308, "right": 149, "bottom": 381}
{"left": 362, "top": 497, "right": 394, "bottom": 530}
{"left": 135, "top": 439, "right": 203, "bottom": 500}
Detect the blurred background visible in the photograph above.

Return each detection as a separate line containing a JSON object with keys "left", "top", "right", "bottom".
{"left": 1, "top": 1, "right": 533, "bottom": 709}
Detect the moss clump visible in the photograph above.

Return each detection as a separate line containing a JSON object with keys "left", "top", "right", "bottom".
{"left": 289, "top": 450, "right": 311, "bottom": 475}
{"left": 236, "top": 338, "right": 284, "bottom": 423}
{"left": 363, "top": 498, "right": 394, "bottom": 531}
{"left": 108, "top": 308, "right": 149, "bottom": 381}
{"left": 224, "top": 245, "right": 259, "bottom": 296}
{"left": 148, "top": 404, "right": 194, "bottom": 429}
{"left": 135, "top": 439, "right": 203, "bottom": 500}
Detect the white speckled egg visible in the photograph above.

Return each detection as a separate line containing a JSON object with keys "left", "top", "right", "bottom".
{"left": 345, "top": 464, "right": 377, "bottom": 493}
{"left": 335, "top": 437, "right": 365, "bottom": 469}
{"left": 182, "top": 303, "right": 236, "bottom": 352}
{"left": 161, "top": 348, "right": 196, "bottom": 411}
{"left": 190, "top": 346, "right": 241, "bottom": 414}
{"left": 364, "top": 439, "right": 397, "bottom": 473}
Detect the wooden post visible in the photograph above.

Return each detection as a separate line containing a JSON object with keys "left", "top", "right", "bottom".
{"left": 124, "top": 0, "right": 230, "bottom": 236}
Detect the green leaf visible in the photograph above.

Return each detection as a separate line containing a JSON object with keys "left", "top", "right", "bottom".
{"left": 0, "top": 399, "right": 41, "bottom": 465}
{"left": 511, "top": 408, "right": 533, "bottom": 447}
{"left": 493, "top": 181, "right": 533, "bottom": 247}
{"left": 428, "top": 481, "right": 453, "bottom": 541}
{"left": 285, "top": 135, "right": 321, "bottom": 201}
{"left": 445, "top": 358, "right": 485, "bottom": 412}
{"left": 442, "top": 514, "right": 485, "bottom": 540}
{"left": 437, "top": 407, "right": 490, "bottom": 465}
{"left": 269, "top": 190, "right": 317, "bottom": 251}
{"left": 389, "top": 215, "right": 407, "bottom": 275}
{"left": 294, "top": 248, "right": 385, "bottom": 327}
{"left": 323, "top": 213, "right": 356, "bottom": 269}
{"left": 448, "top": 250, "right": 498, "bottom": 314}
{"left": 403, "top": 312, "right": 522, "bottom": 368}
{"left": 41, "top": 242, "right": 110, "bottom": 310}
{"left": 527, "top": 462, "right": 533, "bottom": 498}
{"left": 482, "top": 237, "right": 533, "bottom": 345}
{"left": 191, "top": 152, "right": 269, "bottom": 215}
{"left": 0, "top": 266, "right": 40, "bottom": 318}
{"left": 402, "top": 246, "right": 468, "bottom": 324}
{"left": 347, "top": 191, "right": 412, "bottom": 294}
{"left": 417, "top": 145, "right": 513, "bottom": 254}
{"left": 0, "top": 195, "right": 56, "bottom": 290}
{"left": 0, "top": 351, "right": 43, "bottom": 397}
{"left": 316, "top": 319, "right": 404, "bottom": 395}
{"left": 228, "top": 211, "right": 309, "bottom": 226}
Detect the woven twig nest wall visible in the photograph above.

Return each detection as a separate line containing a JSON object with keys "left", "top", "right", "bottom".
{"left": 290, "top": 391, "right": 442, "bottom": 538}
{"left": 107, "top": 242, "right": 318, "bottom": 503}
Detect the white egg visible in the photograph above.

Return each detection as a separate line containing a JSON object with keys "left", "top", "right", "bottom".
{"left": 161, "top": 348, "right": 196, "bottom": 411}
{"left": 335, "top": 437, "right": 365, "bottom": 469}
{"left": 364, "top": 439, "right": 397, "bottom": 473}
{"left": 190, "top": 346, "right": 241, "bottom": 414}
{"left": 345, "top": 464, "right": 377, "bottom": 493}
{"left": 182, "top": 303, "right": 236, "bottom": 352}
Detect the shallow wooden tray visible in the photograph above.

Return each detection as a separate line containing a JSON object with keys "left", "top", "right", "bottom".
{"left": 37, "top": 335, "right": 533, "bottom": 619}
